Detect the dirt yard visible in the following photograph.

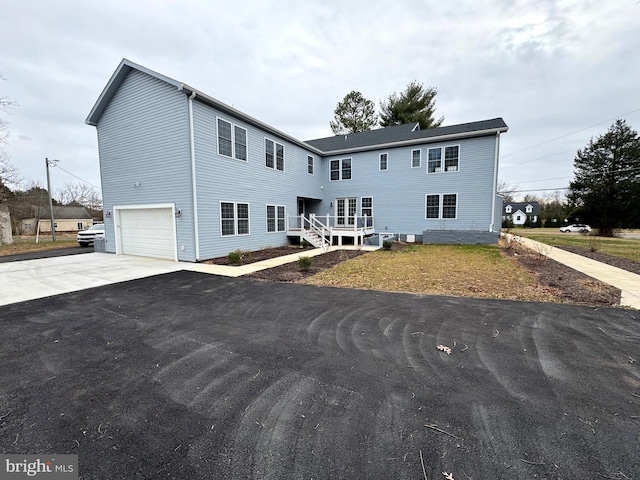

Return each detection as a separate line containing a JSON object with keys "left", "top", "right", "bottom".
{"left": 207, "top": 242, "right": 622, "bottom": 307}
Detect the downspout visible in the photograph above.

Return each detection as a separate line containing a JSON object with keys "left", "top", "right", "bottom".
{"left": 489, "top": 132, "right": 500, "bottom": 232}
{"left": 187, "top": 90, "right": 200, "bottom": 260}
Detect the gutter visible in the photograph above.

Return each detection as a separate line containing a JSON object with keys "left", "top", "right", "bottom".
{"left": 186, "top": 89, "right": 200, "bottom": 260}
{"left": 489, "top": 132, "right": 501, "bottom": 232}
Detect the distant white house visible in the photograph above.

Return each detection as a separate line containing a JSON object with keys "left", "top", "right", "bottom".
{"left": 503, "top": 202, "right": 540, "bottom": 225}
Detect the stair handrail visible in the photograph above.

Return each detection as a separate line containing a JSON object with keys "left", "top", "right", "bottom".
{"left": 302, "top": 215, "right": 331, "bottom": 250}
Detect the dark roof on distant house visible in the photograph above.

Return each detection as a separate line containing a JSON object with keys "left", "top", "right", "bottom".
{"left": 30, "top": 206, "right": 92, "bottom": 219}
{"left": 304, "top": 118, "right": 508, "bottom": 155}
{"left": 503, "top": 201, "right": 540, "bottom": 215}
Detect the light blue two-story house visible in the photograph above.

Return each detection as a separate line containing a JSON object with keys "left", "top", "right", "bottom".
{"left": 86, "top": 59, "right": 508, "bottom": 262}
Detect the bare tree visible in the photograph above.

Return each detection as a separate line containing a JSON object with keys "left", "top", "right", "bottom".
{"left": 56, "top": 182, "right": 102, "bottom": 209}
{"left": 497, "top": 180, "right": 519, "bottom": 203}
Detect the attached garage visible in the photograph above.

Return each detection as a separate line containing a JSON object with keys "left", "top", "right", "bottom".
{"left": 114, "top": 204, "right": 177, "bottom": 260}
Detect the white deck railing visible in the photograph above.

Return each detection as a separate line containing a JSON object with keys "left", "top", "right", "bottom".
{"left": 287, "top": 214, "right": 374, "bottom": 232}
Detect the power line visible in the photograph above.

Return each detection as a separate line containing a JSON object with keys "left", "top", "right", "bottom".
{"left": 500, "top": 148, "right": 576, "bottom": 170}
{"left": 501, "top": 107, "right": 640, "bottom": 159}
{"left": 51, "top": 164, "right": 100, "bottom": 189}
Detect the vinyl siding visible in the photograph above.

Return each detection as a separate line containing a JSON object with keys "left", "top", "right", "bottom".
{"left": 95, "top": 70, "right": 194, "bottom": 260}
{"left": 322, "top": 135, "right": 498, "bottom": 234}
{"left": 192, "top": 101, "right": 323, "bottom": 259}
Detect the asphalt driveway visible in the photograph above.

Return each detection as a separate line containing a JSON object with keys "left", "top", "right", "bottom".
{"left": 0, "top": 271, "right": 638, "bottom": 479}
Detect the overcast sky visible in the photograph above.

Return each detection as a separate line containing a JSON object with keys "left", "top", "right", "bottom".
{"left": 1, "top": 0, "right": 639, "bottom": 201}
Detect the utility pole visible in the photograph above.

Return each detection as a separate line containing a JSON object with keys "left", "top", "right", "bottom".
{"left": 45, "top": 158, "right": 59, "bottom": 241}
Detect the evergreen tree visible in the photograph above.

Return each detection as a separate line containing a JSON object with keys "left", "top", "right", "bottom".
{"left": 568, "top": 120, "right": 640, "bottom": 236}
{"left": 379, "top": 81, "right": 443, "bottom": 129}
{"left": 330, "top": 91, "right": 377, "bottom": 135}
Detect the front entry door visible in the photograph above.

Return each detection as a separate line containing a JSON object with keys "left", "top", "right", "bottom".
{"left": 336, "top": 198, "right": 357, "bottom": 226}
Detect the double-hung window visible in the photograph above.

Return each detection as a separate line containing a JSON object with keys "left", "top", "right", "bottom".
{"left": 428, "top": 145, "right": 459, "bottom": 173}
{"left": 425, "top": 194, "right": 457, "bottom": 219}
{"left": 266, "top": 205, "right": 286, "bottom": 232}
{"left": 379, "top": 153, "right": 388, "bottom": 171}
{"left": 217, "top": 118, "right": 247, "bottom": 161}
{"left": 428, "top": 148, "right": 442, "bottom": 173}
{"left": 220, "top": 201, "right": 250, "bottom": 236}
{"left": 411, "top": 149, "right": 421, "bottom": 168}
{"left": 444, "top": 146, "right": 459, "bottom": 172}
{"left": 330, "top": 158, "right": 352, "bottom": 181}
{"left": 307, "top": 155, "right": 314, "bottom": 175}
{"left": 426, "top": 195, "right": 440, "bottom": 219}
{"left": 265, "top": 138, "right": 285, "bottom": 171}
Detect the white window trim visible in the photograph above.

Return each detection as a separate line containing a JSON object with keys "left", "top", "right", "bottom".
{"left": 219, "top": 201, "right": 251, "bottom": 237}
{"left": 266, "top": 204, "right": 286, "bottom": 233}
{"left": 307, "top": 155, "right": 314, "bottom": 175}
{"left": 330, "top": 158, "right": 353, "bottom": 181}
{"left": 428, "top": 144, "right": 460, "bottom": 174}
{"left": 424, "top": 193, "right": 458, "bottom": 219}
{"left": 411, "top": 149, "right": 421, "bottom": 168}
{"left": 443, "top": 144, "right": 460, "bottom": 173}
{"left": 505, "top": 205, "right": 512, "bottom": 213}
{"left": 216, "top": 116, "right": 248, "bottom": 162}
{"left": 425, "top": 194, "right": 440, "bottom": 219}
{"left": 379, "top": 152, "right": 388, "bottom": 171}
{"left": 361, "top": 196, "right": 373, "bottom": 217}
{"left": 442, "top": 193, "right": 458, "bottom": 220}
{"left": 265, "top": 137, "right": 285, "bottom": 172}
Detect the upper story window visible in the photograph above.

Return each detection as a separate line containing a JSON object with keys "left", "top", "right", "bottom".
{"left": 379, "top": 153, "right": 388, "bottom": 171}
{"left": 428, "top": 145, "right": 460, "bottom": 173}
{"left": 330, "top": 158, "right": 352, "bottom": 181}
{"left": 505, "top": 205, "right": 512, "bottom": 214}
{"left": 307, "top": 155, "right": 314, "bottom": 175}
{"left": 444, "top": 146, "right": 459, "bottom": 172}
{"left": 525, "top": 204, "right": 533, "bottom": 213}
{"left": 265, "top": 138, "right": 285, "bottom": 171}
{"left": 411, "top": 149, "right": 421, "bottom": 168}
{"left": 428, "top": 148, "right": 442, "bottom": 173}
{"left": 217, "top": 118, "right": 247, "bottom": 161}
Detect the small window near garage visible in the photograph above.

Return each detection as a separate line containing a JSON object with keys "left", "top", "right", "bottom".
{"left": 221, "top": 201, "right": 250, "bottom": 236}
{"left": 412, "top": 149, "right": 421, "bottom": 168}
{"left": 77, "top": 222, "right": 83, "bottom": 230}
{"left": 379, "top": 153, "right": 388, "bottom": 171}
{"left": 307, "top": 155, "right": 314, "bottom": 175}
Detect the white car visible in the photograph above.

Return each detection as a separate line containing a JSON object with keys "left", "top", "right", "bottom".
{"left": 559, "top": 224, "right": 591, "bottom": 233}
{"left": 77, "top": 224, "right": 105, "bottom": 247}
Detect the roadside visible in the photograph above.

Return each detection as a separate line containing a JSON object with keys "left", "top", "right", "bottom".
{"left": 0, "top": 235, "right": 79, "bottom": 256}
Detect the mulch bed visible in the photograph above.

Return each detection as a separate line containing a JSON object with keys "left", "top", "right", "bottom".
{"left": 501, "top": 245, "right": 621, "bottom": 307}
{"left": 203, "top": 246, "right": 316, "bottom": 266}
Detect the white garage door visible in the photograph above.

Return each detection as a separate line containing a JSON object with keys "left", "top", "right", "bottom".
{"left": 117, "top": 206, "right": 176, "bottom": 260}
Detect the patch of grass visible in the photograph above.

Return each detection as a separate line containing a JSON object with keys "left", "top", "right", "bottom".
{"left": 302, "top": 244, "right": 559, "bottom": 302}
{"left": 515, "top": 229, "right": 640, "bottom": 262}
{"left": 0, "top": 237, "right": 79, "bottom": 256}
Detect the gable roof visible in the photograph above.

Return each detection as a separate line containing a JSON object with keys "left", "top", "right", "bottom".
{"left": 305, "top": 118, "right": 508, "bottom": 155}
{"left": 30, "top": 206, "right": 92, "bottom": 219}
{"left": 504, "top": 202, "right": 540, "bottom": 215}
{"left": 87, "top": 59, "right": 508, "bottom": 157}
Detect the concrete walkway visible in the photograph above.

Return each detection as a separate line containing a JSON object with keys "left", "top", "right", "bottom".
{"left": 511, "top": 235, "right": 640, "bottom": 309}
{"left": 0, "top": 246, "right": 378, "bottom": 306}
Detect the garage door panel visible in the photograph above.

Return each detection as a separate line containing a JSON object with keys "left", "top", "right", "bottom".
{"left": 117, "top": 207, "right": 176, "bottom": 260}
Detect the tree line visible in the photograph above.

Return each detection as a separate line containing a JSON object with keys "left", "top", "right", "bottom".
{"left": 330, "top": 81, "right": 443, "bottom": 135}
